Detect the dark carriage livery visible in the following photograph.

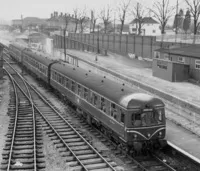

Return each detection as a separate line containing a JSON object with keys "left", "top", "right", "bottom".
{"left": 9, "top": 42, "right": 166, "bottom": 152}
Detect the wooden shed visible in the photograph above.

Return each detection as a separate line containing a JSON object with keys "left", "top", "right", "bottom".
{"left": 153, "top": 59, "right": 189, "bottom": 82}
{"left": 153, "top": 45, "right": 200, "bottom": 82}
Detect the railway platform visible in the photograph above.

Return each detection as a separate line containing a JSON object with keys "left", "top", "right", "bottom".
{"left": 53, "top": 48, "right": 200, "bottom": 164}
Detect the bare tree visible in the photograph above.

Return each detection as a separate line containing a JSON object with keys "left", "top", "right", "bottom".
{"left": 90, "top": 10, "right": 98, "bottom": 33}
{"left": 150, "top": 0, "right": 175, "bottom": 34}
{"left": 73, "top": 7, "right": 79, "bottom": 33}
{"left": 185, "top": 0, "right": 200, "bottom": 34}
{"left": 79, "top": 8, "right": 89, "bottom": 33}
{"left": 99, "top": 5, "right": 112, "bottom": 34}
{"left": 117, "top": 0, "right": 131, "bottom": 34}
{"left": 132, "top": 2, "right": 146, "bottom": 35}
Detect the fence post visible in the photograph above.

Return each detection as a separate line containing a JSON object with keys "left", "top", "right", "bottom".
{"left": 120, "top": 35, "right": 122, "bottom": 53}
{"left": 108, "top": 35, "right": 109, "bottom": 50}
{"left": 133, "top": 35, "right": 135, "bottom": 54}
{"left": 113, "top": 34, "right": 115, "bottom": 52}
{"left": 151, "top": 37, "right": 153, "bottom": 59}
{"left": 126, "top": 34, "right": 128, "bottom": 54}
{"left": 142, "top": 36, "right": 144, "bottom": 57}
{"left": 101, "top": 34, "right": 103, "bottom": 48}
{"left": 102, "top": 34, "right": 104, "bottom": 48}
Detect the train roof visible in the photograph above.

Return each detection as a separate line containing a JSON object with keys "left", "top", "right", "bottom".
{"left": 9, "top": 42, "right": 26, "bottom": 51}
{"left": 52, "top": 63, "right": 164, "bottom": 109}
{"left": 24, "top": 49, "right": 53, "bottom": 66}
{"left": 10, "top": 42, "right": 53, "bottom": 66}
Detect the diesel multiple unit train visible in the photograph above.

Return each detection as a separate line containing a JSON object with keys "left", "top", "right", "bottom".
{"left": 8, "top": 42, "right": 166, "bottom": 154}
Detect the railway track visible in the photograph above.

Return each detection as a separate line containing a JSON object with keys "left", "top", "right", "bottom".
{"left": 3, "top": 58, "right": 120, "bottom": 170}
{"left": 61, "top": 105, "right": 177, "bottom": 171}
{"left": 1, "top": 67, "right": 45, "bottom": 170}
{"left": 3, "top": 54, "right": 199, "bottom": 170}
{"left": 28, "top": 80, "right": 178, "bottom": 171}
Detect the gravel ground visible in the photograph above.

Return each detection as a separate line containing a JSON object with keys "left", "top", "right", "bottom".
{"left": 0, "top": 76, "right": 10, "bottom": 165}
{"left": 43, "top": 133, "right": 71, "bottom": 171}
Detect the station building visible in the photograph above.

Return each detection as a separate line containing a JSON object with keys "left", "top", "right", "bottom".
{"left": 153, "top": 45, "right": 200, "bottom": 82}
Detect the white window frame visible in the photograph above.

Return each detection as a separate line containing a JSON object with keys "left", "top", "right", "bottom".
{"left": 164, "top": 53, "right": 172, "bottom": 61}
{"left": 178, "top": 56, "right": 185, "bottom": 63}
{"left": 154, "top": 51, "right": 160, "bottom": 59}
{"left": 195, "top": 60, "right": 200, "bottom": 70}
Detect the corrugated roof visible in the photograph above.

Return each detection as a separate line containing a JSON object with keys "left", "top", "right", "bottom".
{"left": 155, "top": 45, "right": 200, "bottom": 59}
{"left": 130, "top": 17, "right": 159, "bottom": 24}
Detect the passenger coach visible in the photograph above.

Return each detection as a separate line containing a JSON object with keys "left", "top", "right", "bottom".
{"left": 9, "top": 42, "right": 166, "bottom": 153}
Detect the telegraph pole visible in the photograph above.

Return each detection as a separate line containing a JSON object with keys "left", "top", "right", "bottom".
{"left": 97, "top": 24, "right": 100, "bottom": 54}
{"left": 63, "top": 28, "right": 66, "bottom": 62}
{"left": 21, "top": 14, "right": 23, "bottom": 33}
{"left": 175, "top": 0, "right": 179, "bottom": 34}
{"left": 114, "top": 12, "right": 116, "bottom": 34}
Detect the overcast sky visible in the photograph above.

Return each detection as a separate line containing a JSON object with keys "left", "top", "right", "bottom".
{"left": 0, "top": 0, "right": 187, "bottom": 24}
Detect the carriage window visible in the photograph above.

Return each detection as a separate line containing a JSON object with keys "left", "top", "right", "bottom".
{"left": 93, "top": 93, "right": 98, "bottom": 107}
{"left": 71, "top": 81, "right": 76, "bottom": 92}
{"left": 110, "top": 103, "right": 118, "bottom": 120}
{"left": 65, "top": 78, "right": 69, "bottom": 88}
{"left": 52, "top": 72, "right": 55, "bottom": 80}
{"left": 58, "top": 74, "right": 62, "bottom": 84}
{"left": 100, "top": 97, "right": 106, "bottom": 113}
{"left": 56, "top": 73, "right": 59, "bottom": 82}
{"left": 61, "top": 75, "right": 64, "bottom": 85}
{"left": 132, "top": 113, "right": 142, "bottom": 127}
{"left": 83, "top": 88, "right": 89, "bottom": 100}
{"left": 155, "top": 109, "right": 163, "bottom": 123}
{"left": 51, "top": 71, "right": 53, "bottom": 79}
{"left": 120, "top": 110, "right": 125, "bottom": 124}
{"left": 55, "top": 72, "right": 57, "bottom": 81}
{"left": 111, "top": 103, "right": 114, "bottom": 116}
{"left": 77, "top": 85, "right": 82, "bottom": 96}
{"left": 132, "top": 110, "right": 162, "bottom": 127}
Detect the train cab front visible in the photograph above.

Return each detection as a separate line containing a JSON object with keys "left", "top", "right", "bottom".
{"left": 121, "top": 93, "right": 166, "bottom": 152}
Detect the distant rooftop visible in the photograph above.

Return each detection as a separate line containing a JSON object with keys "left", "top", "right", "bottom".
{"left": 155, "top": 45, "right": 200, "bottom": 59}
{"left": 130, "top": 17, "right": 159, "bottom": 24}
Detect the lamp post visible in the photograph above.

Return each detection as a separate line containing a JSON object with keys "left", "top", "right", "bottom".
{"left": 97, "top": 24, "right": 100, "bottom": 54}
{"left": 63, "top": 27, "right": 66, "bottom": 62}
{"left": 61, "top": 25, "right": 67, "bottom": 62}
